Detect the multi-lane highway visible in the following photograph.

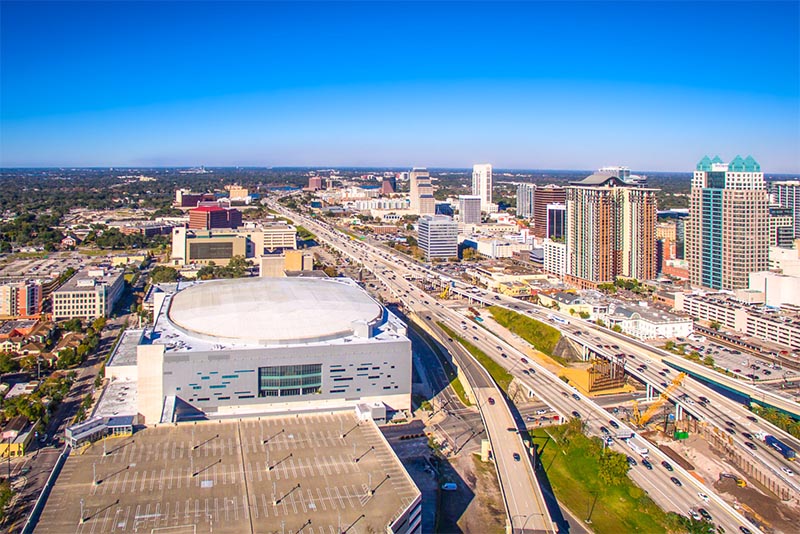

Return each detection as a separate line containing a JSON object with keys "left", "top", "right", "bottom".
{"left": 271, "top": 203, "right": 557, "bottom": 533}
{"left": 272, "top": 200, "right": 768, "bottom": 533}
{"left": 455, "top": 287, "right": 800, "bottom": 498}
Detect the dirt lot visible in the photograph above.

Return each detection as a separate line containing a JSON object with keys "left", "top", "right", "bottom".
{"left": 439, "top": 452, "right": 505, "bottom": 534}
{"left": 650, "top": 431, "right": 800, "bottom": 533}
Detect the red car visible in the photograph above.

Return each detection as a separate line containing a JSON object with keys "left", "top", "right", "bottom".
{"left": 487, "top": 397, "right": 495, "bottom": 405}
{"left": 520, "top": 358, "right": 528, "bottom": 364}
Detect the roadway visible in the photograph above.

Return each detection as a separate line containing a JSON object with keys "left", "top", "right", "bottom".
{"left": 271, "top": 201, "right": 766, "bottom": 532}
{"left": 453, "top": 287, "right": 800, "bottom": 498}
{"left": 270, "top": 203, "right": 556, "bottom": 533}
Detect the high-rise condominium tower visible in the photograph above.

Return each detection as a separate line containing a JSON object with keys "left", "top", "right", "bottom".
{"left": 517, "top": 184, "right": 535, "bottom": 218}
{"left": 772, "top": 181, "right": 800, "bottom": 239}
{"left": 472, "top": 164, "right": 493, "bottom": 212}
{"left": 565, "top": 172, "right": 657, "bottom": 288}
{"left": 687, "top": 155, "right": 769, "bottom": 290}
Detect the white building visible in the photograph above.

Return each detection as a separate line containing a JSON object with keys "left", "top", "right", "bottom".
{"left": 749, "top": 271, "right": 800, "bottom": 308}
{"left": 458, "top": 195, "right": 482, "bottom": 225}
{"left": 106, "top": 277, "right": 412, "bottom": 424}
{"left": 418, "top": 215, "right": 458, "bottom": 260}
{"left": 543, "top": 239, "right": 567, "bottom": 277}
{"left": 52, "top": 268, "right": 125, "bottom": 321}
{"left": 472, "top": 164, "right": 493, "bottom": 212}
{"left": 517, "top": 183, "right": 535, "bottom": 218}
{"left": 769, "top": 243, "right": 800, "bottom": 276}
{"left": 605, "top": 303, "right": 693, "bottom": 340}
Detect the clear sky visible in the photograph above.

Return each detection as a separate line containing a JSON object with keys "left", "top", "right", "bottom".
{"left": 1, "top": 1, "right": 798, "bottom": 172}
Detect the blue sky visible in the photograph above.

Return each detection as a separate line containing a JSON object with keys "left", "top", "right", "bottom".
{"left": 1, "top": 1, "right": 798, "bottom": 172}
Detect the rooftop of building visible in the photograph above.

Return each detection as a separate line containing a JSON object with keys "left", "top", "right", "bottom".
{"left": 609, "top": 301, "right": 690, "bottom": 324}
{"left": 54, "top": 267, "right": 123, "bottom": 292}
{"left": 144, "top": 277, "right": 407, "bottom": 353}
{"left": 0, "top": 319, "right": 38, "bottom": 337}
{"left": 37, "top": 412, "right": 420, "bottom": 534}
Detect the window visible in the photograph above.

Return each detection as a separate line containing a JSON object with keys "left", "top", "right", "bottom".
{"left": 258, "top": 364, "right": 322, "bottom": 397}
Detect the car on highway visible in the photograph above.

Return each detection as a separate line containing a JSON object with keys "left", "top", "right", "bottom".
{"left": 742, "top": 432, "right": 752, "bottom": 440}
{"left": 609, "top": 420, "right": 619, "bottom": 429}
{"left": 698, "top": 508, "right": 712, "bottom": 522}
{"left": 739, "top": 527, "right": 752, "bottom": 534}
{"left": 535, "top": 409, "right": 548, "bottom": 415}
{"left": 745, "top": 442, "right": 757, "bottom": 450}
{"left": 571, "top": 411, "right": 581, "bottom": 418}
{"left": 626, "top": 455, "right": 637, "bottom": 466}
{"left": 689, "top": 510, "right": 701, "bottom": 521}
{"left": 513, "top": 452, "right": 521, "bottom": 462}
{"left": 520, "top": 358, "right": 528, "bottom": 364}
{"left": 487, "top": 397, "right": 495, "bottom": 406}
{"left": 697, "top": 492, "right": 709, "bottom": 502}
{"left": 661, "top": 461, "right": 673, "bottom": 471}
{"left": 746, "top": 416, "right": 758, "bottom": 423}
{"left": 781, "top": 466, "right": 795, "bottom": 476}
{"left": 670, "top": 476, "right": 682, "bottom": 486}
{"left": 572, "top": 393, "right": 581, "bottom": 400}
{"left": 725, "top": 428, "right": 736, "bottom": 435}
{"left": 642, "top": 459, "right": 653, "bottom": 470}
{"left": 600, "top": 426, "right": 609, "bottom": 435}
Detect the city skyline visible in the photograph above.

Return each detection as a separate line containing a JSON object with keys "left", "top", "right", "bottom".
{"left": 1, "top": 1, "right": 798, "bottom": 172}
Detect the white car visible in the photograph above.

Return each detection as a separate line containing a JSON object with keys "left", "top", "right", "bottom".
{"left": 697, "top": 492, "right": 709, "bottom": 502}
{"left": 782, "top": 466, "right": 795, "bottom": 477}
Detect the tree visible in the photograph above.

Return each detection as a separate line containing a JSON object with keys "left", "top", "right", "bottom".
{"left": 665, "top": 340, "right": 676, "bottom": 351}
{"left": 578, "top": 311, "right": 590, "bottom": 319}
{"left": 91, "top": 317, "right": 107, "bottom": 331}
{"left": 710, "top": 321, "right": 721, "bottom": 331}
{"left": 150, "top": 265, "right": 179, "bottom": 283}
{"left": 598, "top": 450, "right": 630, "bottom": 485}
{"left": 0, "top": 352, "right": 20, "bottom": 374}
{"left": 611, "top": 324, "right": 623, "bottom": 333}
{"left": 0, "top": 479, "right": 13, "bottom": 521}
{"left": 703, "top": 355, "right": 715, "bottom": 367}
{"left": 61, "top": 318, "right": 83, "bottom": 332}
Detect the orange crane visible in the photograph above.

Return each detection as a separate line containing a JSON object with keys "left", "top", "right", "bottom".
{"left": 632, "top": 372, "right": 687, "bottom": 427}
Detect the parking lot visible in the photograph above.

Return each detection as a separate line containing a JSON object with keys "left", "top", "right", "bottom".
{"left": 37, "top": 413, "right": 420, "bottom": 533}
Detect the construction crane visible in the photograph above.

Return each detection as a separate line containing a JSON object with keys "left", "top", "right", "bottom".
{"left": 632, "top": 372, "right": 687, "bottom": 427}
{"left": 440, "top": 285, "right": 450, "bottom": 299}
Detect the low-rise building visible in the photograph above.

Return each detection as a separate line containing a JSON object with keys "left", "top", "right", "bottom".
{"left": 52, "top": 268, "right": 125, "bottom": 321}
{"left": 604, "top": 303, "right": 693, "bottom": 340}
{"left": 0, "top": 415, "right": 35, "bottom": 458}
{"left": 171, "top": 224, "right": 297, "bottom": 266}
{"left": 675, "top": 291, "right": 800, "bottom": 350}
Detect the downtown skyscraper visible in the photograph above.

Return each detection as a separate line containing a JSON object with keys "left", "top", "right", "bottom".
{"left": 687, "top": 155, "right": 769, "bottom": 290}
{"left": 472, "top": 163, "right": 493, "bottom": 212}
{"left": 565, "top": 172, "right": 657, "bottom": 288}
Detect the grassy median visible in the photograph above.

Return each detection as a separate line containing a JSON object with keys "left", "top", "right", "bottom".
{"left": 532, "top": 424, "right": 678, "bottom": 533}
{"left": 437, "top": 322, "right": 513, "bottom": 392}
{"left": 488, "top": 306, "right": 565, "bottom": 361}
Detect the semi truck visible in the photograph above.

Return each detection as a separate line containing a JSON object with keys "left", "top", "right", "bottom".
{"left": 756, "top": 432, "right": 797, "bottom": 461}
{"left": 627, "top": 435, "right": 649, "bottom": 456}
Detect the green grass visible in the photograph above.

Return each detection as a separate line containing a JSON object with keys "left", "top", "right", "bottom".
{"left": 410, "top": 323, "right": 471, "bottom": 406}
{"left": 437, "top": 322, "right": 513, "bottom": 392}
{"left": 488, "top": 306, "right": 562, "bottom": 357}
{"left": 295, "top": 225, "right": 316, "bottom": 241}
{"left": 532, "top": 425, "right": 677, "bottom": 534}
